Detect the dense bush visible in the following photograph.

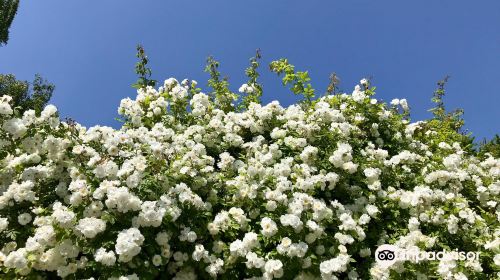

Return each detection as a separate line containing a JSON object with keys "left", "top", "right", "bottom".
{"left": 0, "top": 57, "right": 498, "bottom": 279}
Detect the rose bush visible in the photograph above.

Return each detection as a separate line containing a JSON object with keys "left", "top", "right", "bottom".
{"left": 0, "top": 58, "right": 498, "bottom": 279}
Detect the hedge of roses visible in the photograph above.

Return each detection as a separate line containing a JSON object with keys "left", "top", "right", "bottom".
{"left": 0, "top": 69, "right": 498, "bottom": 279}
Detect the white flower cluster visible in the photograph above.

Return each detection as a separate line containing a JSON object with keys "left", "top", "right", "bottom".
{"left": 0, "top": 78, "right": 498, "bottom": 279}
{"left": 115, "top": 228, "right": 144, "bottom": 263}
{"left": 75, "top": 217, "right": 106, "bottom": 238}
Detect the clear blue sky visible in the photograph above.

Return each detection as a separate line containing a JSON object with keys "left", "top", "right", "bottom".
{"left": 1, "top": 1, "right": 499, "bottom": 140}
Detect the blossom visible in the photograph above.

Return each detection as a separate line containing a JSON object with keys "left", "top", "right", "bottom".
{"left": 17, "top": 213, "right": 32, "bottom": 225}
{"left": 264, "top": 259, "right": 284, "bottom": 278}
{"left": 261, "top": 217, "right": 278, "bottom": 237}
{"left": 115, "top": 228, "right": 145, "bottom": 262}
{"left": 320, "top": 254, "right": 350, "bottom": 275}
{"left": 280, "top": 214, "right": 303, "bottom": 231}
{"left": 4, "top": 249, "right": 28, "bottom": 270}
{"left": 75, "top": 218, "right": 106, "bottom": 238}
{"left": 0, "top": 217, "right": 8, "bottom": 232}
{"left": 94, "top": 248, "right": 116, "bottom": 266}
{"left": 238, "top": 83, "right": 255, "bottom": 94}
{"left": 0, "top": 100, "right": 13, "bottom": 115}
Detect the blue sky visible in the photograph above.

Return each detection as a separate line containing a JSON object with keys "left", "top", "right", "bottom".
{"left": 1, "top": 0, "right": 499, "bottom": 140}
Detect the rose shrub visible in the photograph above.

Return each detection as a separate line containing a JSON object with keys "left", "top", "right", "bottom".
{"left": 0, "top": 58, "right": 498, "bottom": 279}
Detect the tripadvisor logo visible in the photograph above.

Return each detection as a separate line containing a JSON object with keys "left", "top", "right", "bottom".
{"left": 375, "top": 244, "right": 480, "bottom": 267}
{"left": 375, "top": 244, "right": 399, "bottom": 266}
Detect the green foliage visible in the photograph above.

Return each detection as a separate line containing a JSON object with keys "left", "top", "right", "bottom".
{"left": 0, "top": 0, "right": 19, "bottom": 45}
{"left": 132, "top": 45, "right": 157, "bottom": 89}
{"left": 478, "top": 134, "right": 500, "bottom": 158}
{"left": 204, "top": 56, "right": 237, "bottom": 113}
{"left": 239, "top": 49, "right": 263, "bottom": 110}
{"left": 326, "top": 72, "right": 340, "bottom": 95}
{"left": 269, "top": 58, "right": 315, "bottom": 104}
{"left": 0, "top": 2, "right": 55, "bottom": 116}
{"left": 0, "top": 73, "right": 54, "bottom": 113}
{"left": 426, "top": 76, "right": 474, "bottom": 152}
